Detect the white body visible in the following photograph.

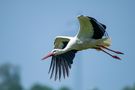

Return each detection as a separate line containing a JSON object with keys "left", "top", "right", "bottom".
{"left": 62, "top": 35, "right": 111, "bottom": 52}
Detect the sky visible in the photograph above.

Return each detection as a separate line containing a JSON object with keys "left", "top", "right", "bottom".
{"left": 0, "top": 0, "right": 135, "bottom": 90}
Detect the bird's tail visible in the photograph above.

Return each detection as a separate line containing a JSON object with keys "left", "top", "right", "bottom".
{"left": 98, "top": 37, "right": 112, "bottom": 47}
{"left": 104, "top": 38, "right": 111, "bottom": 47}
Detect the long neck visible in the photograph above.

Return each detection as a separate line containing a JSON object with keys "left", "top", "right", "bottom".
{"left": 56, "top": 49, "right": 68, "bottom": 55}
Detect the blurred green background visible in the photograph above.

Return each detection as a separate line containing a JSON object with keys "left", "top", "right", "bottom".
{"left": 0, "top": 63, "right": 135, "bottom": 90}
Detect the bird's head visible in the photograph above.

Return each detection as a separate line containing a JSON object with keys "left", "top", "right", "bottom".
{"left": 42, "top": 49, "right": 63, "bottom": 60}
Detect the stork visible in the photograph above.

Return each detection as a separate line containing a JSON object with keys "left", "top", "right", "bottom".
{"left": 42, "top": 15, "right": 124, "bottom": 80}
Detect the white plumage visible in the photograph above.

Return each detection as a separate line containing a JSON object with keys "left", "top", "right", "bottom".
{"left": 42, "top": 15, "right": 124, "bottom": 80}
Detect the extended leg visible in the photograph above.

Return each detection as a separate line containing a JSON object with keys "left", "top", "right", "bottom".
{"left": 97, "top": 47, "right": 121, "bottom": 60}
{"left": 97, "top": 45, "right": 124, "bottom": 54}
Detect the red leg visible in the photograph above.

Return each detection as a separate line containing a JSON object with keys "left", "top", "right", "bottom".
{"left": 97, "top": 45, "right": 124, "bottom": 54}
{"left": 98, "top": 47, "right": 121, "bottom": 60}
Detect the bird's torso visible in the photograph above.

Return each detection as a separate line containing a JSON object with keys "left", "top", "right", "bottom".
{"left": 64, "top": 36, "right": 97, "bottom": 51}
{"left": 64, "top": 36, "right": 111, "bottom": 52}
{"left": 74, "top": 37, "right": 96, "bottom": 50}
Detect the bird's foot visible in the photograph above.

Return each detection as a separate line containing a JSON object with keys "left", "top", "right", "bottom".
{"left": 112, "top": 55, "right": 121, "bottom": 60}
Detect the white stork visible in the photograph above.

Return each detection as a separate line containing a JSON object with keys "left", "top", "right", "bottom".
{"left": 42, "top": 15, "right": 124, "bottom": 80}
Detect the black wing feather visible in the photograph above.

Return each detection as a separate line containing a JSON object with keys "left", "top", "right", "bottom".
{"left": 48, "top": 57, "right": 53, "bottom": 73}
{"left": 50, "top": 57, "right": 56, "bottom": 79}
{"left": 100, "top": 23, "right": 106, "bottom": 29}
{"left": 58, "top": 59, "right": 62, "bottom": 80}
{"left": 63, "top": 54, "right": 71, "bottom": 68}
{"left": 55, "top": 57, "right": 59, "bottom": 81}
{"left": 61, "top": 59, "right": 66, "bottom": 79}
{"left": 63, "top": 58, "right": 69, "bottom": 77}
{"left": 88, "top": 17, "right": 106, "bottom": 39}
{"left": 48, "top": 50, "right": 77, "bottom": 80}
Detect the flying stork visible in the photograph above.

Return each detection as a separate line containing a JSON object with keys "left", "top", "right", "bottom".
{"left": 42, "top": 15, "right": 124, "bottom": 80}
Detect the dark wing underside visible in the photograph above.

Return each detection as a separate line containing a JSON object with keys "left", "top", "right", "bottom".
{"left": 88, "top": 17, "right": 107, "bottom": 39}
{"left": 49, "top": 37, "right": 77, "bottom": 80}
{"left": 62, "top": 41, "right": 69, "bottom": 49}
{"left": 48, "top": 50, "right": 77, "bottom": 80}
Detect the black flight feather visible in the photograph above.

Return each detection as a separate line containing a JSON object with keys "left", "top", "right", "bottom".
{"left": 58, "top": 59, "right": 62, "bottom": 80}
{"left": 48, "top": 50, "right": 77, "bottom": 80}
{"left": 55, "top": 57, "right": 58, "bottom": 80}
{"left": 61, "top": 59, "right": 66, "bottom": 78}
{"left": 63, "top": 58, "right": 69, "bottom": 77}
{"left": 50, "top": 57, "right": 56, "bottom": 79}
{"left": 48, "top": 57, "right": 53, "bottom": 73}
{"left": 63, "top": 54, "right": 71, "bottom": 68}
{"left": 88, "top": 17, "right": 106, "bottom": 39}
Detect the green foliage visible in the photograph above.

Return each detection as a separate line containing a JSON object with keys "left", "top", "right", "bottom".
{"left": 123, "top": 86, "right": 131, "bottom": 90}
{"left": 92, "top": 87, "right": 99, "bottom": 90}
{"left": 123, "top": 84, "right": 135, "bottom": 90}
{"left": 59, "top": 86, "right": 71, "bottom": 90}
{"left": 0, "top": 63, "right": 23, "bottom": 90}
{"left": 30, "top": 83, "right": 53, "bottom": 90}
{"left": 1, "top": 63, "right": 135, "bottom": 90}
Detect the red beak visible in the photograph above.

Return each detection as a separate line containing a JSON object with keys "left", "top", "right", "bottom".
{"left": 42, "top": 52, "right": 54, "bottom": 60}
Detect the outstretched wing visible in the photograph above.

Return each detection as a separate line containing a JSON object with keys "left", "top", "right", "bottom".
{"left": 48, "top": 36, "right": 77, "bottom": 80}
{"left": 77, "top": 16, "right": 94, "bottom": 39}
{"left": 77, "top": 16, "right": 106, "bottom": 40}
{"left": 54, "top": 36, "right": 71, "bottom": 49}
{"left": 89, "top": 17, "right": 106, "bottom": 39}
{"left": 48, "top": 50, "right": 77, "bottom": 81}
